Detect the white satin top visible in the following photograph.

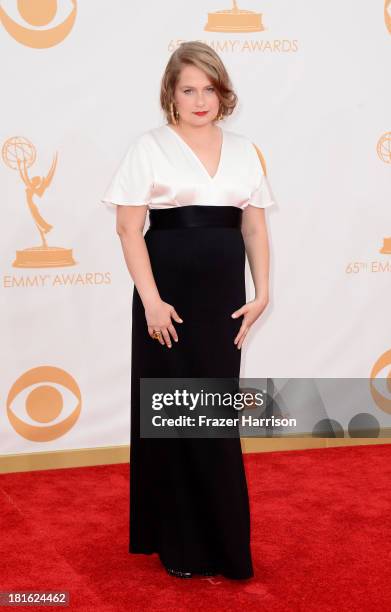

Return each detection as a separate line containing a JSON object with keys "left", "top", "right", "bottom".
{"left": 100, "top": 124, "right": 276, "bottom": 211}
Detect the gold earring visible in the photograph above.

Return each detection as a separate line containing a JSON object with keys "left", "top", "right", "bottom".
{"left": 170, "top": 102, "right": 179, "bottom": 125}
{"left": 216, "top": 106, "right": 224, "bottom": 121}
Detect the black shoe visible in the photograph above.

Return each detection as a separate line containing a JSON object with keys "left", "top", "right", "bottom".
{"left": 165, "top": 566, "right": 193, "bottom": 579}
{"left": 200, "top": 569, "right": 217, "bottom": 576}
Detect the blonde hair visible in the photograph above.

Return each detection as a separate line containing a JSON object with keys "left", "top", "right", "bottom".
{"left": 160, "top": 41, "right": 238, "bottom": 124}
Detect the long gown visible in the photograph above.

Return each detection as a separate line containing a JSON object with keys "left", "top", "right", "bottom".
{"left": 130, "top": 205, "right": 253, "bottom": 579}
{"left": 100, "top": 123, "right": 276, "bottom": 580}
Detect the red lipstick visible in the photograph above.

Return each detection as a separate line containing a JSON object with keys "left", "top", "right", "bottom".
{"left": 194, "top": 111, "right": 208, "bottom": 116}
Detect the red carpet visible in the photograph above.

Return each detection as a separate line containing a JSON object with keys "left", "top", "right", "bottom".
{"left": 1, "top": 444, "right": 390, "bottom": 611}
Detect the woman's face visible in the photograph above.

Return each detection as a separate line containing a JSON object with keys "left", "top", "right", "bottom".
{"left": 172, "top": 64, "right": 220, "bottom": 128}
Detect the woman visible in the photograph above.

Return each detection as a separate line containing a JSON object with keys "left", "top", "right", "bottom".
{"left": 101, "top": 41, "right": 276, "bottom": 580}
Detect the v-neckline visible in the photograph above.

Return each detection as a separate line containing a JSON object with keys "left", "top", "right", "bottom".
{"left": 165, "top": 124, "right": 225, "bottom": 181}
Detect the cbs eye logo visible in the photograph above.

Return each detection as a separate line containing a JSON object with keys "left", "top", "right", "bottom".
{"left": 386, "top": 0, "right": 391, "bottom": 35}
{"left": 370, "top": 348, "right": 391, "bottom": 416}
{"left": 0, "top": 0, "right": 77, "bottom": 48}
{"left": 313, "top": 349, "right": 391, "bottom": 438}
{"left": 7, "top": 366, "right": 81, "bottom": 441}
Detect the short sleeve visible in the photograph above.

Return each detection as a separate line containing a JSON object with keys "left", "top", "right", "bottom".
{"left": 100, "top": 136, "right": 154, "bottom": 211}
{"left": 246, "top": 142, "right": 276, "bottom": 209}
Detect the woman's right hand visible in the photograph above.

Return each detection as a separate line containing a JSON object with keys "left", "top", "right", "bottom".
{"left": 144, "top": 299, "right": 183, "bottom": 348}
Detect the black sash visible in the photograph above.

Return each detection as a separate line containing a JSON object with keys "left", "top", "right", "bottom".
{"left": 149, "top": 205, "right": 242, "bottom": 230}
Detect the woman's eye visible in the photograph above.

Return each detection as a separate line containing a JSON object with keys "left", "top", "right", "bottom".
{"left": 183, "top": 88, "right": 214, "bottom": 94}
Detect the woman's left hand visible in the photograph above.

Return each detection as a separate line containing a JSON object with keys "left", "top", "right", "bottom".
{"left": 231, "top": 295, "right": 269, "bottom": 349}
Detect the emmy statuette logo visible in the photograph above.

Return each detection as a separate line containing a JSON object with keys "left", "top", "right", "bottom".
{"left": 2, "top": 136, "right": 76, "bottom": 268}
{"left": 204, "top": 0, "right": 265, "bottom": 33}
{"left": 168, "top": 1, "right": 299, "bottom": 55}
{"left": 347, "top": 129, "right": 391, "bottom": 272}
{"left": 377, "top": 132, "right": 391, "bottom": 254}
{"left": 252, "top": 143, "right": 267, "bottom": 175}
{"left": 0, "top": 0, "right": 77, "bottom": 48}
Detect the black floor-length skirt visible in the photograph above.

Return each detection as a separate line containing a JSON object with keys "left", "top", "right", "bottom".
{"left": 129, "top": 205, "right": 254, "bottom": 580}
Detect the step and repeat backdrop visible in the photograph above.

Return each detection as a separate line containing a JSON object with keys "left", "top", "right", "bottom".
{"left": 1, "top": 1, "right": 390, "bottom": 457}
